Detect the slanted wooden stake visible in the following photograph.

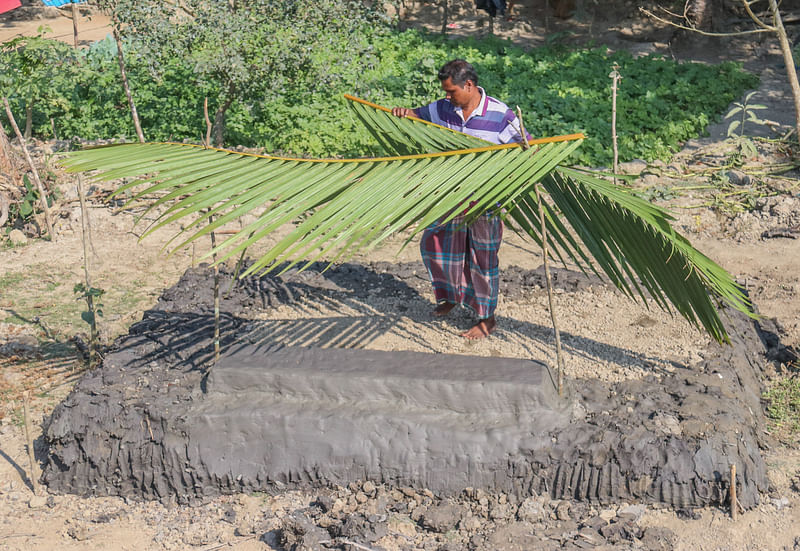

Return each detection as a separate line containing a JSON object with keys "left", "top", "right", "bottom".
{"left": 730, "top": 463, "right": 737, "bottom": 521}
{"left": 537, "top": 185, "right": 565, "bottom": 397}
{"left": 610, "top": 63, "right": 621, "bottom": 184}
{"left": 516, "top": 106, "right": 565, "bottom": 396}
{"left": 22, "top": 391, "right": 40, "bottom": 496}
{"left": 2, "top": 97, "right": 55, "bottom": 240}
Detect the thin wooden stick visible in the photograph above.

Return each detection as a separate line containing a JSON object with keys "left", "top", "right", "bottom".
{"left": 201, "top": 103, "right": 220, "bottom": 361}
{"left": 77, "top": 175, "right": 98, "bottom": 366}
{"left": 21, "top": 391, "right": 40, "bottom": 496}
{"left": 730, "top": 463, "right": 737, "bottom": 521}
{"left": 208, "top": 212, "right": 220, "bottom": 363}
{"left": 2, "top": 97, "right": 55, "bottom": 240}
{"left": 537, "top": 185, "right": 565, "bottom": 397}
{"left": 516, "top": 106, "right": 565, "bottom": 396}
{"left": 112, "top": 21, "right": 145, "bottom": 143}
{"left": 515, "top": 106, "right": 530, "bottom": 150}
{"left": 610, "top": 64, "right": 620, "bottom": 184}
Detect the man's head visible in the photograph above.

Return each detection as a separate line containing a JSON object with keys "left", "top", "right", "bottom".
{"left": 438, "top": 59, "right": 480, "bottom": 110}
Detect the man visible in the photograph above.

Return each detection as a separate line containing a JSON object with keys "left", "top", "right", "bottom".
{"left": 392, "top": 59, "right": 529, "bottom": 340}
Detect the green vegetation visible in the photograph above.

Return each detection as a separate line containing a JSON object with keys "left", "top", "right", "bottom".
{"left": 765, "top": 373, "right": 800, "bottom": 440}
{"left": 0, "top": 13, "right": 757, "bottom": 166}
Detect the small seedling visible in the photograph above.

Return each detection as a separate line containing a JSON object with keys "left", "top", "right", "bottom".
{"left": 74, "top": 282, "right": 104, "bottom": 365}
{"left": 74, "top": 283, "right": 104, "bottom": 326}
{"left": 725, "top": 91, "right": 768, "bottom": 160}
{"left": 726, "top": 91, "right": 768, "bottom": 138}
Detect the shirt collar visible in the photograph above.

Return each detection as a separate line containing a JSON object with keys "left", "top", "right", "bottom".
{"left": 451, "top": 87, "right": 488, "bottom": 122}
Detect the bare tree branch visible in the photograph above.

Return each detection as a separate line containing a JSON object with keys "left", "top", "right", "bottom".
{"left": 743, "top": 0, "right": 774, "bottom": 30}
{"left": 640, "top": 7, "right": 772, "bottom": 35}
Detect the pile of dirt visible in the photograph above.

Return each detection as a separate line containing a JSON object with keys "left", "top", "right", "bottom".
{"left": 42, "top": 262, "right": 776, "bottom": 512}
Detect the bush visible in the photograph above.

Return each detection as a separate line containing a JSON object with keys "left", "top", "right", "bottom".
{"left": 1, "top": 26, "right": 758, "bottom": 166}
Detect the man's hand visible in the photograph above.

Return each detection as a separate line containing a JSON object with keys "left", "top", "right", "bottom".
{"left": 391, "top": 107, "right": 414, "bottom": 118}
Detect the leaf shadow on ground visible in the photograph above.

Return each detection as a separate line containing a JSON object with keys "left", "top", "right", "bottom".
{"left": 109, "top": 261, "right": 686, "bottom": 379}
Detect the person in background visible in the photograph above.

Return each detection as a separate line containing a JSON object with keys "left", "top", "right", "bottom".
{"left": 392, "top": 59, "right": 530, "bottom": 339}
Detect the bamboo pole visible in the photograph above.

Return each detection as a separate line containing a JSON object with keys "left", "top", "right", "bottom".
{"left": 22, "top": 391, "right": 40, "bottom": 496}
{"left": 203, "top": 100, "right": 220, "bottom": 363}
{"left": 730, "top": 463, "right": 737, "bottom": 521}
{"left": 77, "top": 175, "right": 98, "bottom": 367}
{"left": 2, "top": 97, "right": 55, "bottom": 240}
{"left": 610, "top": 64, "right": 621, "bottom": 184}
{"left": 210, "top": 219, "right": 220, "bottom": 363}
{"left": 516, "top": 106, "right": 565, "bottom": 396}
{"left": 537, "top": 185, "right": 565, "bottom": 397}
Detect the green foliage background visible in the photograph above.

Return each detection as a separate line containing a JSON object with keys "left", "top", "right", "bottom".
{"left": 1, "top": 23, "right": 758, "bottom": 166}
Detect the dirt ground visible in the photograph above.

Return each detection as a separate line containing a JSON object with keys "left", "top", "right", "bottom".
{"left": 1, "top": 2, "right": 800, "bottom": 550}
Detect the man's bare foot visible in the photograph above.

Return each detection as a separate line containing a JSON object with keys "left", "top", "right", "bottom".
{"left": 461, "top": 316, "right": 496, "bottom": 339}
{"left": 433, "top": 302, "right": 456, "bottom": 317}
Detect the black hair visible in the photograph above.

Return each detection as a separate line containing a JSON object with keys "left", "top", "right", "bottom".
{"left": 437, "top": 59, "right": 478, "bottom": 87}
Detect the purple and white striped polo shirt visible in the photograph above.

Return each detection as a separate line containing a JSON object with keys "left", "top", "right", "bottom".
{"left": 413, "top": 87, "right": 530, "bottom": 145}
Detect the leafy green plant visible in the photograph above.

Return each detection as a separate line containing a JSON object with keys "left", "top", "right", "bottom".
{"left": 725, "top": 91, "right": 768, "bottom": 138}
{"left": 73, "top": 283, "right": 104, "bottom": 327}
{"left": 1, "top": 21, "right": 758, "bottom": 167}
{"left": 724, "top": 91, "right": 768, "bottom": 161}
{"left": 0, "top": 27, "right": 86, "bottom": 138}
{"left": 5, "top": 175, "right": 54, "bottom": 232}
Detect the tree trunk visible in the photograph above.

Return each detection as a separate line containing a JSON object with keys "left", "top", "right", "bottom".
{"left": 441, "top": 0, "right": 448, "bottom": 35}
{"left": 113, "top": 23, "right": 145, "bottom": 143}
{"left": 212, "top": 95, "right": 234, "bottom": 148}
{"left": 551, "top": 0, "right": 574, "bottom": 19}
{"left": 768, "top": 0, "right": 800, "bottom": 140}
{"left": 687, "top": 0, "right": 713, "bottom": 30}
{"left": 71, "top": 2, "right": 79, "bottom": 48}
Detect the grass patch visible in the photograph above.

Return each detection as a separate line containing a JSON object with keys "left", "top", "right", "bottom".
{"left": 0, "top": 271, "right": 25, "bottom": 290}
{"left": 764, "top": 372, "right": 800, "bottom": 441}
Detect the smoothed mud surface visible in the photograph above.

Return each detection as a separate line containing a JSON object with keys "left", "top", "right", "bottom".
{"left": 43, "top": 263, "right": 775, "bottom": 509}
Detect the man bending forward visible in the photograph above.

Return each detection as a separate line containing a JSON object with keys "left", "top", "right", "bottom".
{"left": 392, "top": 59, "right": 529, "bottom": 339}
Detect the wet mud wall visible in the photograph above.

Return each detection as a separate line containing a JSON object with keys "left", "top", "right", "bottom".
{"left": 42, "top": 264, "right": 775, "bottom": 508}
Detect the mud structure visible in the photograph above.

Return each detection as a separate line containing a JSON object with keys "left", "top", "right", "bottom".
{"left": 43, "top": 263, "right": 776, "bottom": 508}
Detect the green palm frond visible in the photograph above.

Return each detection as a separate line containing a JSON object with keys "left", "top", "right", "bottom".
{"left": 63, "top": 95, "right": 753, "bottom": 344}
{"left": 345, "top": 94, "right": 488, "bottom": 155}
{"left": 62, "top": 134, "right": 582, "bottom": 278}
{"left": 342, "top": 95, "right": 753, "bottom": 343}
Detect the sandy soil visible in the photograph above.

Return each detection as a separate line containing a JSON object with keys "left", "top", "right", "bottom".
{"left": 0, "top": 4, "right": 111, "bottom": 45}
{"left": 1, "top": 2, "right": 800, "bottom": 550}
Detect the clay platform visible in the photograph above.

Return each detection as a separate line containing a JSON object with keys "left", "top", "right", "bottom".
{"left": 42, "top": 263, "right": 775, "bottom": 508}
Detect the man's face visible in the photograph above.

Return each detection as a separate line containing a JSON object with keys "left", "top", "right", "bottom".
{"left": 441, "top": 77, "right": 475, "bottom": 110}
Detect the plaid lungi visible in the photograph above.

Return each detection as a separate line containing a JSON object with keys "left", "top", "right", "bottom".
{"left": 420, "top": 214, "right": 503, "bottom": 319}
